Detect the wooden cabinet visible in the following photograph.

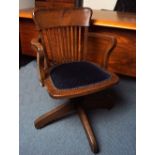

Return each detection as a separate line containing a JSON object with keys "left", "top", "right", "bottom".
{"left": 20, "top": 18, "right": 38, "bottom": 56}
{"left": 87, "top": 27, "right": 136, "bottom": 77}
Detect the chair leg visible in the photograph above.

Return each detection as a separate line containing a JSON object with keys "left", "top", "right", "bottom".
{"left": 77, "top": 105, "right": 99, "bottom": 153}
{"left": 35, "top": 103, "right": 75, "bottom": 129}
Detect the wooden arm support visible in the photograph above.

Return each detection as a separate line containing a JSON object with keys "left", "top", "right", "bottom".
{"left": 87, "top": 33, "right": 117, "bottom": 69}
{"left": 31, "top": 38, "right": 48, "bottom": 86}
{"left": 101, "top": 35, "right": 117, "bottom": 69}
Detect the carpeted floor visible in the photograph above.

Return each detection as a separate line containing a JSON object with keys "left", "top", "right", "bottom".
{"left": 19, "top": 61, "right": 136, "bottom": 155}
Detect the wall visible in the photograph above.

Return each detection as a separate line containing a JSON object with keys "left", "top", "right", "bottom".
{"left": 84, "top": 0, "right": 117, "bottom": 10}
{"left": 19, "top": 0, "right": 34, "bottom": 9}
{"left": 19, "top": 0, "right": 117, "bottom": 10}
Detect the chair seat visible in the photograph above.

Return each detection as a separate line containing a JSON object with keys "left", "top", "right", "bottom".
{"left": 50, "top": 61, "right": 111, "bottom": 89}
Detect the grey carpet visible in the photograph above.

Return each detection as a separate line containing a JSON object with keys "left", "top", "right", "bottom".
{"left": 19, "top": 61, "right": 136, "bottom": 155}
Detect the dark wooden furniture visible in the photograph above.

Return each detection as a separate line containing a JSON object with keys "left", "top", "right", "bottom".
{"left": 19, "top": 8, "right": 136, "bottom": 77}
{"left": 31, "top": 8, "right": 119, "bottom": 153}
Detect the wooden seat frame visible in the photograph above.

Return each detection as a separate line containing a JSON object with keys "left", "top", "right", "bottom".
{"left": 31, "top": 8, "right": 119, "bottom": 153}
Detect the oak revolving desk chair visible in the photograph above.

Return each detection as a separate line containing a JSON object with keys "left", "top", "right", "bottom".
{"left": 31, "top": 8, "right": 119, "bottom": 153}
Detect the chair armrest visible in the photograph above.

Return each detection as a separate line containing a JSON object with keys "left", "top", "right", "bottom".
{"left": 88, "top": 32, "right": 117, "bottom": 69}
{"left": 101, "top": 35, "right": 117, "bottom": 69}
{"left": 31, "top": 37, "right": 48, "bottom": 86}
{"left": 31, "top": 38, "right": 44, "bottom": 54}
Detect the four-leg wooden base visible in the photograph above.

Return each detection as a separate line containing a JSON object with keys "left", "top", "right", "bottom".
{"left": 35, "top": 98, "right": 112, "bottom": 153}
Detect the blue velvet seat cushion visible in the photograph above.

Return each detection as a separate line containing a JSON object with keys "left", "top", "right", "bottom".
{"left": 50, "top": 61, "right": 111, "bottom": 89}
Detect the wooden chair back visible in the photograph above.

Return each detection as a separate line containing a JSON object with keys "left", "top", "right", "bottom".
{"left": 33, "top": 8, "right": 92, "bottom": 65}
